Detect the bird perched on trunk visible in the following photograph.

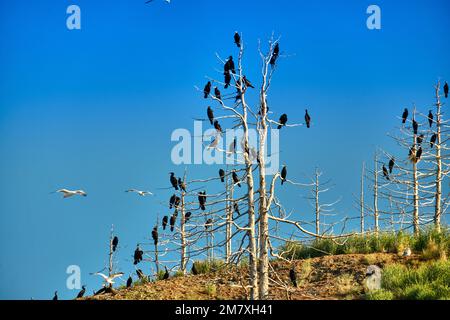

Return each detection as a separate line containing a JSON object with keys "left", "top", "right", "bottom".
{"left": 224, "top": 71, "right": 231, "bottom": 89}
{"left": 428, "top": 110, "right": 434, "bottom": 128}
{"left": 162, "top": 216, "right": 169, "bottom": 230}
{"left": 270, "top": 43, "right": 280, "bottom": 66}
{"left": 444, "top": 81, "right": 449, "bottom": 98}
{"left": 214, "top": 87, "right": 221, "bottom": 100}
{"left": 184, "top": 212, "right": 192, "bottom": 223}
{"left": 234, "top": 32, "right": 241, "bottom": 48}
{"left": 219, "top": 169, "right": 225, "bottom": 183}
{"left": 278, "top": 114, "right": 288, "bottom": 129}
{"left": 289, "top": 267, "right": 298, "bottom": 287}
{"left": 52, "top": 291, "right": 58, "bottom": 301}
{"left": 170, "top": 214, "right": 176, "bottom": 232}
{"left": 304, "top": 109, "right": 311, "bottom": 128}
{"left": 169, "top": 194, "right": 176, "bottom": 209}
{"left": 389, "top": 157, "right": 395, "bottom": 174}
{"left": 163, "top": 267, "right": 170, "bottom": 280}
{"left": 412, "top": 119, "right": 419, "bottom": 135}
{"left": 152, "top": 226, "right": 158, "bottom": 246}
{"left": 417, "top": 134, "right": 424, "bottom": 145}
{"left": 112, "top": 236, "right": 119, "bottom": 252}
{"left": 205, "top": 219, "right": 213, "bottom": 230}
{"left": 430, "top": 133, "right": 437, "bottom": 148}
{"left": 402, "top": 108, "right": 409, "bottom": 124}
{"left": 408, "top": 146, "right": 417, "bottom": 163}
{"left": 170, "top": 172, "right": 179, "bottom": 190}
{"left": 232, "top": 171, "right": 241, "bottom": 187}
{"left": 416, "top": 147, "right": 423, "bottom": 162}
{"left": 76, "top": 285, "right": 86, "bottom": 299}
{"left": 178, "top": 178, "right": 187, "bottom": 192}
{"left": 207, "top": 106, "right": 214, "bottom": 125}
{"left": 126, "top": 276, "right": 133, "bottom": 288}
{"left": 224, "top": 56, "right": 235, "bottom": 74}
{"left": 382, "top": 165, "right": 390, "bottom": 181}
{"left": 133, "top": 245, "right": 143, "bottom": 265}
{"left": 204, "top": 81, "right": 211, "bottom": 99}
{"left": 243, "top": 76, "right": 254, "bottom": 89}
{"left": 198, "top": 191, "right": 207, "bottom": 211}
{"left": 214, "top": 120, "right": 223, "bottom": 133}
{"left": 281, "top": 165, "right": 287, "bottom": 185}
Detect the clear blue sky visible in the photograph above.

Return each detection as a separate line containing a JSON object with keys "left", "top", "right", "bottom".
{"left": 0, "top": 0, "right": 449, "bottom": 300}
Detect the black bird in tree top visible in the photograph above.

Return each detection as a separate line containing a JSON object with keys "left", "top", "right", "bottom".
{"left": 417, "top": 134, "right": 424, "bottom": 145}
{"left": 412, "top": 119, "right": 419, "bottom": 135}
{"left": 444, "top": 81, "right": 448, "bottom": 98}
{"left": 214, "top": 87, "right": 222, "bottom": 100}
{"left": 234, "top": 32, "right": 241, "bottom": 48}
{"left": 430, "top": 134, "right": 437, "bottom": 148}
{"left": 178, "top": 178, "right": 187, "bottom": 192}
{"left": 305, "top": 109, "right": 311, "bottom": 128}
{"left": 214, "top": 120, "right": 223, "bottom": 133}
{"left": 198, "top": 191, "right": 207, "bottom": 211}
{"left": 162, "top": 216, "right": 169, "bottom": 230}
{"left": 170, "top": 172, "right": 179, "bottom": 190}
{"left": 204, "top": 81, "right": 211, "bottom": 99}
{"left": 382, "top": 165, "right": 390, "bottom": 181}
{"left": 184, "top": 212, "right": 192, "bottom": 223}
{"left": 219, "top": 169, "right": 225, "bottom": 183}
{"left": 243, "top": 76, "right": 254, "bottom": 89}
{"left": 233, "top": 202, "right": 240, "bottom": 215}
{"left": 169, "top": 194, "right": 176, "bottom": 209}
{"left": 402, "top": 108, "right": 409, "bottom": 124}
{"left": 224, "top": 56, "right": 235, "bottom": 74}
{"left": 389, "top": 158, "right": 395, "bottom": 174}
{"left": 134, "top": 246, "right": 143, "bottom": 265}
{"left": 170, "top": 214, "right": 176, "bottom": 232}
{"left": 278, "top": 114, "right": 288, "bottom": 129}
{"left": 151, "top": 227, "right": 158, "bottom": 246}
{"left": 207, "top": 106, "right": 214, "bottom": 125}
{"left": 205, "top": 219, "right": 213, "bottom": 230}
{"left": 112, "top": 236, "right": 119, "bottom": 252}
{"left": 281, "top": 165, "right": 287, "bottom": 185}
{"left": 428, "top": 110, "right": 434, "bottom": 128}
{"left": 270, "top": 43, "right": 280, "bottom": 66}
{"left": 232, "top": 171, "right": 241, "bottom": 187}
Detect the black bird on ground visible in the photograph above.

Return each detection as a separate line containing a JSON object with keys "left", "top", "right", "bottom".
{"left": 93, "top": 286, "right": 107, "bottom": 296}
{"left": 214, "top": 87, "right": 222, "bottom": 100}
{"left": 134, "top": 246, "right": 143, "bottom": 265}
{"left": 214, "top": 120, "right": 223, "bottom": 133}
{"left": 234, "top": 32, "right": 241, "bottom": 48}
{"left": 136, "top": 269, "right": 145, "bottom": 280}
{"left": 170, "top": 214, "right": 176, "bottom": 232}
{"left": 382, "top": 165, "right": 390, "bottom": 181}
{"left": 126, "top": 276, "right": 133, "bottom": 288}
{"left": 233, "top": 202, "right": 240, "bottom": 215}
{"left": 178, "top": 178, "right": 187, "bottom": 192}
{"left": 224, "top": 56, "right": 236, "bottom": 74}
{"left": 162, "top": 216, "right": 169, "bottom": 230}
{"left": 207, "top": 106, "right": 214, "bottom": 125}
{"left": 428, "top": 110, "right": 434, "bottom": 128}
{"left": 152, "top": 227, "right": 158, "bottom": 246}
{"left": 281, "top": 165, "right": 287, "bottom": 185}
{"left": 170, "top": 172, "right": 179, "bottom": 190}
{"left": 112, "top": 236, "right": 119, "bottom": 252}
{"left": 243, "top": 76, "right": 254, "bottom": 89}
{"left": 305, "top": 110, "right": 311, "bottom": 128}
{"left": 430, "top": 133, "right": 437, "bottom": 148}
{"left": 205, "top": 219, "right": 213, "bottom": 230}
{"left": 219, "top": 169, "right": 225, "bottom": 183}
{"left": 192, "top": 262, "right": 199, "bottom": 275}
{"left": 278, "top": 114, "right": 288, "bottom": 129}
{"left": 185, "top": 212, "right": 192, "bottom": 223}
{"left": 289, "top": 268, "right": 298, "bottom": 287}
{"left": 52, "top": 291, "right": 58, "bottom": 301}
{"left": 402, "top": 108, "right": 409, "bottom": 124}
{"left": 76, "top": 285, "right": 86, "bottom": 299}
{"left": 417, "top": 134, "right": 424, "bottom": 145}
{"left": 232, "top": 171, "right": 241, "bottom": 187}
{"left": 412, "top": 119, "right": 419, "bottom": 135}
{"left": 270, "top": 43, "right": 280, "bottom": 66}
{"left": 204, "top": 81, "right": 211, "bottom": 99}
{"left": 198, "top": 191, "right": 207, "bottom": 211}
{"left": 444, "top": 82, "right": 449, "bottom": 98}
{"left": 389, "top": 158, "right": 395, "bottom": 174}
{"left": 163, "top": 267, "right": 170, "bottom": 280}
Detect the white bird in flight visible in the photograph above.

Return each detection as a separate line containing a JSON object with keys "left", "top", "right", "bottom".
{"left": 54, "top": 189, "right": 87, "bottom": 198}
{"left": 125, "top": 189, "right": 153, "bottom": 197}
{"left": 145, "top": 0, "right": 171, "bottom": 4}
{"left": 94, "top": 272, "right": 125, "bottom": 285}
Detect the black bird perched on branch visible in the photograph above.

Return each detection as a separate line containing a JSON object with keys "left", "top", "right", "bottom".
{"left": 289, "top": 268, "right": 297, "bottom": 287}
{"left": 170, "top": 172, "right": 179, "bottom": 190}
{"left": 232, "top": 171, "right": 241, "bottom": 187}
{"left": 412, "top": 119, "right": 419, "bottom": 135}
{"left": 112, "top": 236, "right": 119, "bottom": 252}
{"left": 417, "top": 134, "right": 424, "bottom": 145}
{"left": 163, "top": 266, "right": 170, "bottom": 280}
{"left": 205, "top": 219, "right": 213, "bottom": 230}
{"left": 76, "top": 285, "right": 86, "bottom": 299}
{"left": 416, "top": 147, "right": 423, "bottom": 162}
{"left": 233, "top": 202, "right": 240, "bottom": 215}
{"left": 224, "top": 71, "right": 231, "bottom": 89}
{"left": 185, "top": 212, "right": 192, "bottom": 223}
{"left": 207, "top": 106, "right": 214, "bottom": 125}
{"left": 170, "top": 214, "right": 176, "bottom": 232}
{"left": 444, "top": 81, "right": 449, "bottom": 98}
{"left": 136, "top": 269, "right": 145, "bottom": 280}
{"left": 219, "top": 169, "right": 225, "bottom": 183}
{"left": 234, "top": 32, "right": 241, "bottom": 48}
{"left": 52, "top": 291, "right": 58, "bottom": 301}
{"left": 389, "top": 158, "right": 395, "bottom": 174}
{"left": 281, "top": 165, "right": 287, "bottom": 185}
{"left": 243, "top": 76, "right": 254, "bottom": 89}
{"left": 402, "top": 108, "right": 409, "bottom": 124}
{"left": 174, "top": 196, "right": 181, "bottom": 209}
{"left": 169, "top": 194, "right": 176, "bottom": 209}
{"left": 134, "top": 245, "right": 143, "bottom": 265}
{"left": 428, "top": 110, "right": 434, "bottom": 128}
{"left": 204, "top": 81, "right": 211, "bottom": 99}
{"left": 270, "top": 43, "right": 280, "bottom": 66}
{"left": 382, "top": 165, "right": 390, "bottom": 181}
{"left": 162, "top": 216, "right": 169, "bottom": 230}
{"left": 225, "top": 56, "right": 235, "bottom": 74}
{"left": 198, "top": 191, "right": 207, "bottom": 211}
{"left": 214, "top": 120, "right": 223, "bottom": 133}
{"left": 409, "top": 146, "right": 416, "bottom": 163}
{"left": 178, "top": 178, "right": 187, "bottom": 192}
{"left": 152, "top": 227, "right": 158, "bottom": 246}
{"left": 305, "top": 110, "right": 311, "bottom": 128}
{"left": 278, "top": 114, "right": 288, "bottom": 129}
{"left": 214, "top": 87, "right": 222, "bottom": 100}
{"left": 126, "top": 276, "right": 132, "bottom": 288}
{"left": 430, "top": 133, "right": 437, "bottom": 148}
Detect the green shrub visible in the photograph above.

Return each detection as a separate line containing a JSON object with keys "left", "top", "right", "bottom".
{"left": 366, "top": 289, "right": 395, "bottom": 300}
{"left": 192, "top": 260, "right": 225, "bottom": 275}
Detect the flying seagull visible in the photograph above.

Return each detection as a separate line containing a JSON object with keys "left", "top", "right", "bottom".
{"left": 126, "top": 189, "right": 153, "bottom": 197}
{"left": 54, "top": 189, "right": 87, "bottom": 198}
{"left": 94, "top": 272, "right": 125, "bottom": 285}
